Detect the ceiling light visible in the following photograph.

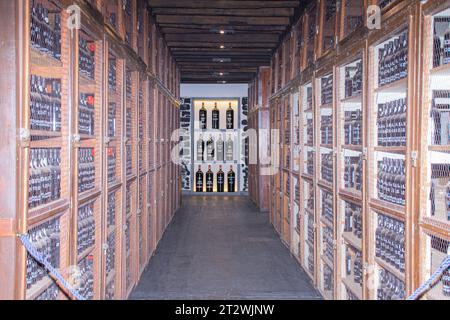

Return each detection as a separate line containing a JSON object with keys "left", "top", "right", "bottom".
{"left": 220, "top": 45, "right": 225, "bottom": 49}
{"left": 219, "top": 72, "right": 224, "bottom": 76}
{"left": 219, "top": 30, "right": 225, "bottom": 34}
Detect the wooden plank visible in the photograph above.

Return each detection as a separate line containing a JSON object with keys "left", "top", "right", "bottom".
{"left": 167, "top": 41, "right": 278, "bottom": 48}
{"left": 152, "top": 7, "right": 295, "bottom": 17}
{"left": 156, "top": 15, "right": 291, "bottom": 26}
{"left": 159, "top": 24, "right": 288, "bottom": 32}
{"left": 148, "top": 0, "right": 301, "bottom": 9}
{"left": 164, "top": 33, "right": 280, "bottom": 43}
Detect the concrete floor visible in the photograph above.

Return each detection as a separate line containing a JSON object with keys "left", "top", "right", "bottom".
{"left": 130, "top": 195, "right": 322, "bottom": 300}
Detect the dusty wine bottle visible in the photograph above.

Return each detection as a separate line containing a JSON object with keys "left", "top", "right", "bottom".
{"left": 196, "top": 166, "right": 203, "bottom": 192}
{"left": 226, "top": 102, "right": 234, "bottom": 129}
{"left": 216, "top": 135, "right": 224, "bottom": 162}
{"left": 217, "top": 166, "right": 225, "bottom": 192}
{"left": 212, "top": 102, "right": 220, "bottom": 129}
{"left": 227, "top": 166, "right": 236, "bottom": 192}
{"left": 206, "top": 166, "right": 214, "bottom": 192}
{"left": 226, "top": 135, "right": 234, "bottom": 161}
{"left": 199, "top": 102, "right": 207, "bottom": 129}
{"left": 197, "top": 134, "right": 205, "bottom": 162}
{"left": 207, "top": 135, "right": 215, "bottom": 161}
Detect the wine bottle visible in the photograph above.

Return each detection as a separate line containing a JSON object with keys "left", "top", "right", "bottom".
{"left": 212, "top": 102, "right": 220, "bottom": 129}
{"left": 444, "top": 29, "right": 450, "bottom": 65}
{"left": 206, "top": 166, "right": 214, "bottom": 192}
{"left": 197, "top": 134, "right": 205, "bottom": 162}
{"left": 217, "top": 166, "right": 225, "bottom": 192}
{"left": 195, "top": 166, "right": 203, "bottom": 192}
{"left": 199, "top": 102, "right": 207, "bottom": 130}
{"left": 206, "top": 135, "right": 215, "bottom": 161}
{"left": 226, "top": 135, "right": 234, "bottom": 161}
{"left": 226, "top": 102, "right": 234, "bottom": 129}
{"left": 227, "top": 166, "right": 236, "bottom": 193}
{"left": 216, "top": 135, "right": 224, "bottom": 162}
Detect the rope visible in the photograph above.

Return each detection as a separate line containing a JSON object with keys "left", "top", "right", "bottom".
{"left": 407, "top": 255, "right": 450, "bottom": 300}
{"left": 18, "top": 234, "right": 86, "bottom": 301}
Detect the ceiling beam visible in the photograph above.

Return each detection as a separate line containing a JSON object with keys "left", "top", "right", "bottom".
{"left": 167, "top": 42, "right": 278, "bottom": 48}
{"left": 155, "top": 15, "right": 291, "bottom": 26}
{"left": 151, "top": 7, "right": 294, "bottom": 17}
{"left": 164, "top": 33, "right": 280, "bottom": 43}
{"left": 159, "top": 24, "right": 288, "bottom": 32}
{"left": 148, "top": 0, "right": 301, "bottom": 9}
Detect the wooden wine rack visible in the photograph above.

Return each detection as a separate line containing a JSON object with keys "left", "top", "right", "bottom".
{"left": 249, "top": 0, "right": 450, "bottom": 300}
{"left": 0, "top": 0, "right": 181, "bottom": 300}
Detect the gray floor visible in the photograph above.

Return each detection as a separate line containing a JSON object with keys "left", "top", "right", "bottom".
{"left": 130, "top": 195, "right": 322, "bottom": 300}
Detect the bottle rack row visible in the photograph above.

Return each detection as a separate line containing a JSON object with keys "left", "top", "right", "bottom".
{"left": 249, "top": 1, "right": 450, "bottom": 300}
{"left": 0, "top": 0, "right": 181, "bottom": 300}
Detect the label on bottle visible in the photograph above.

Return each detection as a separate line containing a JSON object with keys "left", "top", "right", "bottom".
{"left": 212, "top": 111, "right": 220, "bottom": 129}
{"left": 226, "top": 110, "right": 234, "bottom": 129}
{"left": 200, "top": 110, "right": 207, "bottom": 129}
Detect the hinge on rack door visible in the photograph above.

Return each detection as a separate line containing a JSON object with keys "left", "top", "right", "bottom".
{"left": 105, "top": 136, "right": 111, "bottom": 144}
{"left": 411, "top": 151, "right": 418, "bottom": 167}
{"left": 124, "top": 137, "right": 129, "bottom": 144}
{"left": 102, "top": 243, "right": 109, "bottom": 253}
{"left": 363, "top": 262, "right": 370, "bottom": 275}
{"left": 19, "top": 128, "right": 30, "bottom": 144}
{"left": 72, "top": 134, "right": 81, "bottom": 144}
{"left": 362, "top": 148, "right": 368, "bottom": 161}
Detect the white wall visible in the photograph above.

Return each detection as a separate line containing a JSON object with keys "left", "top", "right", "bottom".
{"left": 180, "top": 83, "right": 248, "bottom": 98}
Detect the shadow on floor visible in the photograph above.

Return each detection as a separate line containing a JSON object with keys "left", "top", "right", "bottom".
{"left": 130, "top": 195, "right": 322, "bottom": 300}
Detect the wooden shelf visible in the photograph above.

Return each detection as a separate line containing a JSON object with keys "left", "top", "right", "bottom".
{"left": 341, "top": 144, "right": 363, "bottom": 152}
{"left": 340, "top": 93, "right": 363, "bottom": 104}
{"left": 342, "top": 232, "right": 362, "bottom": 251}
{"left": 78, "top": 245, "right": 95, "bottom": 262}
{"left": 370, "top": 198, "right": 405, "bottom": 220}
{"left": 321, "top": 216, "right": 333, "bottom": 229}
{"left": 26, "top": 275, "right": 56, "bottom": 301}
{"left": 321, "top": 255, "right": 334, "bottom": 268}
{"left": 28, "top": 199, "right": 69, "bottom": 226}
{"left": 430, "top": 63, "right": 450, "bottom": 77}
{"left": 374, "top": 146, "right": 406, "bottom": 154}
{"left": 375, "top": 78, "right": 407, "bottom": 94}
{"left": 375, "top": 256, "right": 405, "bottom": 281}
{"left": 30, "top": 47, "right": 63, "bottom": 68}
{"left": 342, "top": 276, "right": 363, "bottom": 300}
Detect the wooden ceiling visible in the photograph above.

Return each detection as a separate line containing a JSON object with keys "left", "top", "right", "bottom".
{"left": 147, "top": 0, "right": 304, "bottom": 83}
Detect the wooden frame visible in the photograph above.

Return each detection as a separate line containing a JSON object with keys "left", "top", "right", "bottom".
{"left": 0, "top": 0, "right": 181, "bottom": 300}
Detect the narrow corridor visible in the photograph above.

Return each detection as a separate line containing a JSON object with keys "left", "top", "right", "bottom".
{"left": 130, "top": 196, "right": 322, "bottom": 300}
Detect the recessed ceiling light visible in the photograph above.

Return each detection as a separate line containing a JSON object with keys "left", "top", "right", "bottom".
{"left": 219, "top": 30, "right": 225, "bottom": 34}
{"left": 220, "top": 45, "right": 225, "bottom": 49}
{"left": 219, "top": 72, "right": 224, "bottom": 76}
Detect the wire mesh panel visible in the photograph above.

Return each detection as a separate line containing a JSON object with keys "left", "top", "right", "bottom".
{"left": 321, "top": 0, "right": 338, "bottom": 54}
{"left": 25, "top": 216, "right": 62, "bottom": 300}
{"left": 376, "top": 266, "right": 406, "bottom": 300}
{"left": 105, "top": 0, "right": 120, "bottom": 32}
{"left": 318, "top": 73, "right": 334, "bottom": 190}
{"left": 306, "top": 3, "right": 318, "bottom": 66}
{"left": 342, "top": 0, "right": 364, "bottom": 39}
{"left": 423, "top": 234, "right": 450, "bottom": 300}
{"left": 303, "top": 180, "right": 315, "bottom": 278}
{"left": 123, "top": 0, "right": 133, "bottom": 47}
{"left": 340, "top": 199, "right": 363, "bottom": 300}
{"left": 321, "top": 223, "right": 334, "bottom": 299}
{"left": 373, "top": 210, "right": 406, "bottom": 300}
{"left": 303, "top": 83, "right": 315, "bottom": 177}
{"left": 30, "top": 0, "right": 62, "bottom": 62}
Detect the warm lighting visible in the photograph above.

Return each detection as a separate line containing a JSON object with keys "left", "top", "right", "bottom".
{"left": 219, "top": 72, "right": 224, "bottom": 76}
{"left": 220, "top": 45, "right": 225, "bottom": 49}
{"left": 219, "top": 30, "right": 225, "bottom": 34}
